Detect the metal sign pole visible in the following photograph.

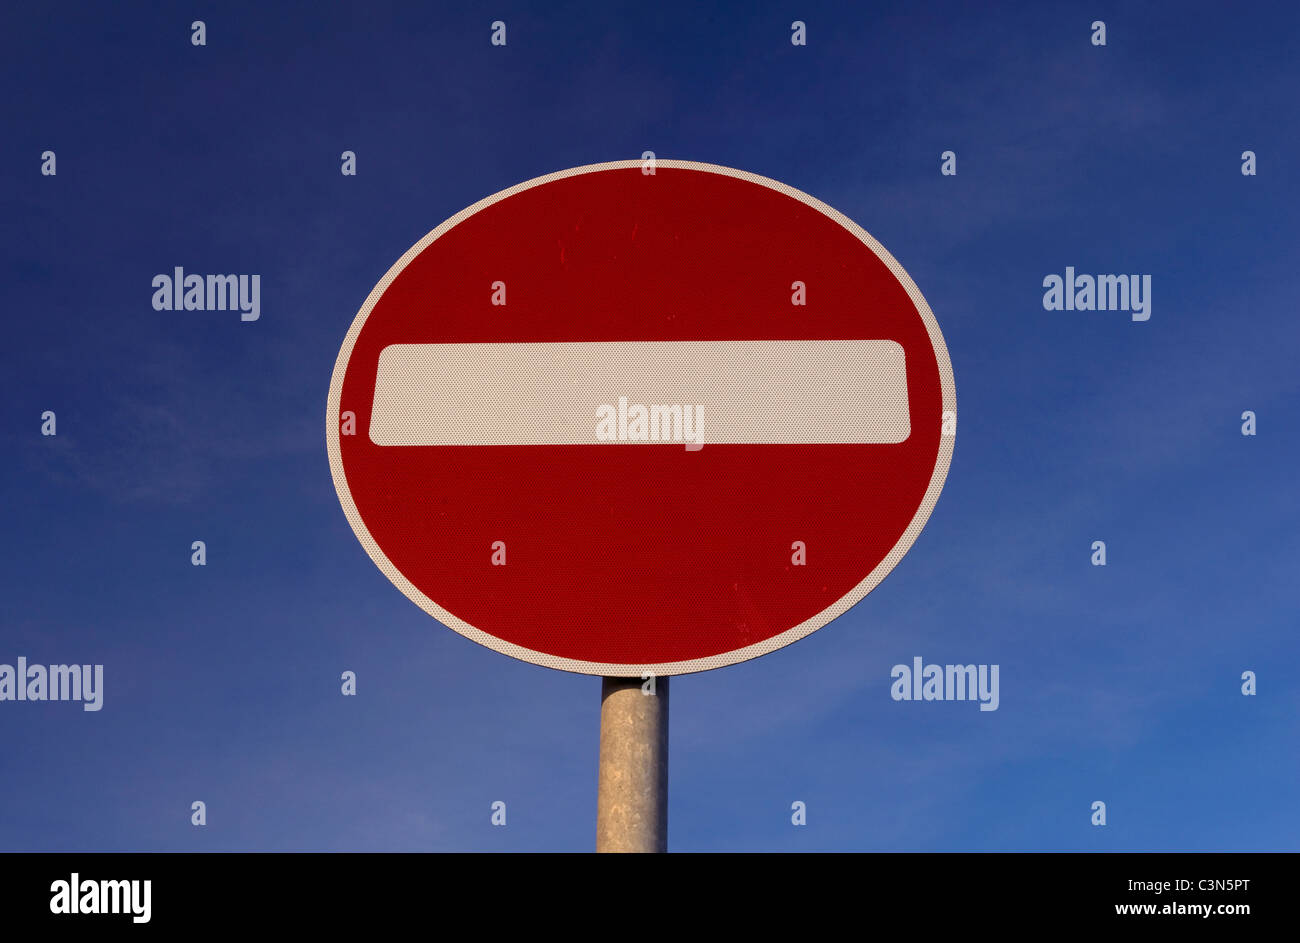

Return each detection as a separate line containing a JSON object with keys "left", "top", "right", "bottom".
{"left": 596, "top": 676, "right": 669, "bottom": 853}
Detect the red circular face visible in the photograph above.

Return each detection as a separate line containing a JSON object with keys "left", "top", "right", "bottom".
{"left": 327, "top": 161, "right": 955, "bottom": 675}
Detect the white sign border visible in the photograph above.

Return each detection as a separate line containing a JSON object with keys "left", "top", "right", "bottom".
{"left": 326, "top": 159, "right": 957, "bottom": 677}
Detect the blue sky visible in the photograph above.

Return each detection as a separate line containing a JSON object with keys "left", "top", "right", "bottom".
{"left": 1, "top": 0, "right": 1297, "bottom": 851}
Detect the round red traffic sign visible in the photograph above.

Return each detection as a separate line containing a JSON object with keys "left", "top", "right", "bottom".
{"left": 327, "top": 160, "right": 955, "bottom": 675}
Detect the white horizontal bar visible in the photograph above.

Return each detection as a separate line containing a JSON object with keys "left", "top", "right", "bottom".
{"left": 369, "top": 340, "right": 910, "bottom": 445}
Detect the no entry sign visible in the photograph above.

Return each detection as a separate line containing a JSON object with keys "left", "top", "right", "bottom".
{"left": 327, "top": 160, "right": 956, "bottom": 675}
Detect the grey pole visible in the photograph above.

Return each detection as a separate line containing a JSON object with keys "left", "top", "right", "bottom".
{"left": 596, "top": 675, "right": 669, "bottom": 852}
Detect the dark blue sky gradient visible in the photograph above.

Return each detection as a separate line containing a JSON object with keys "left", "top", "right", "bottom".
{"left": 1, "top": 1, "right": 1297, "bottom": 851}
